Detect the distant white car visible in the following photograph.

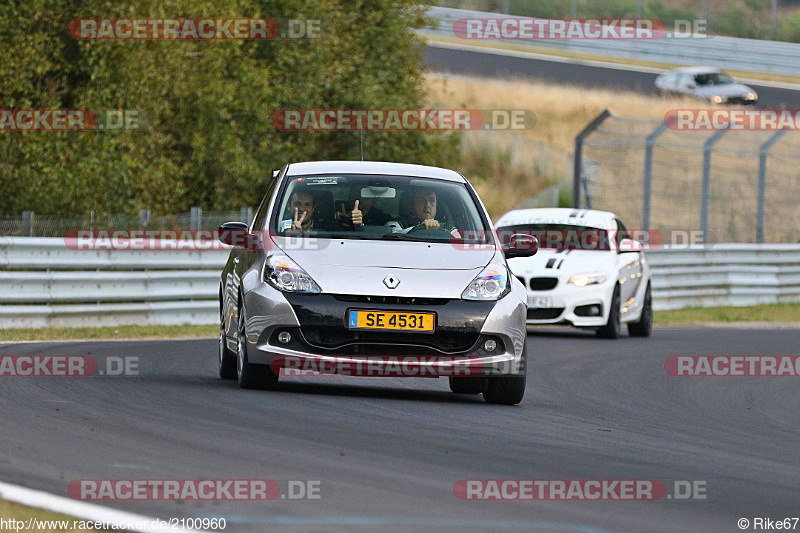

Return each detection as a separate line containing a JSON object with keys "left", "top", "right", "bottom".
{"left": 496, "top": 208, "right": 652, "bottom": 338}
{"left": 655, "top": 66, "right": 757, "bottom": 106}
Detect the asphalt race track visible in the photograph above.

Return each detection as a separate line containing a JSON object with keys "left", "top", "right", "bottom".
{"left": 1, "top": 328, "right": 798, "bottom": 532}
{"left": 424, "top": 45, "right": 800, "bottom": 110}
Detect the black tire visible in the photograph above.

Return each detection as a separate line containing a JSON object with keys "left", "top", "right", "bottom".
{"left": 627, "top": 283, "right": 653, "bottom": 337}
{"left": 236, "top": 303, "right": 279, "bottom": 390}
{"left": 449, "top": 377, "right": 482, "bottom": 394}
{"left": 218, "top": 312, "right": 237, "bottom": 380}
{"left": 596, "top": 284, "right": 621, "bottom": 339}
{"left": 481, "top": 375, "right": 526, "bottom": 405}
{"left": 481, "top": 339, "right": 527, "bottom": 405}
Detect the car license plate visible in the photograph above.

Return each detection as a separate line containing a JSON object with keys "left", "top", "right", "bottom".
{"left": 528, "top": 296, "right": 553, "bottom": 308}
{"left": 348, "top": 310, "right": 435, "bottom": 332}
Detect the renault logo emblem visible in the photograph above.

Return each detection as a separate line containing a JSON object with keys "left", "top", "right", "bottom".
{"left": 383, "top": 275, "right": 400, "bottom": 289}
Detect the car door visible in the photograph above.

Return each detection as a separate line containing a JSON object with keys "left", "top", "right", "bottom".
{"left": 614, "top": 218, "right": 643, "bottom": 315}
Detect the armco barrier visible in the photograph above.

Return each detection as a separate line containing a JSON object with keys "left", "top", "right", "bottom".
{"left": 424, "top": 6, "right": 800, "bottom": 77}
{"left": 1, "top": 238, "right": 799, "bottom": 328}
{"left": 0, "top": 237, "right": 227, "bottom": 328}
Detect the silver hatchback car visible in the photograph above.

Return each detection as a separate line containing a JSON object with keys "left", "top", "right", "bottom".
{"left": 217, "top": 161, "right": 537, "bottom": 404}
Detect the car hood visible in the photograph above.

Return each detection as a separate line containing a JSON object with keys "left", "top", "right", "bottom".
{"left": 507, "top": 248, "right": 614, "bottom": 277}
{"left": 694, "top": 83, "right": 753, "bottom": 98}
{"left": 274, "top": 237, "right": 497, "bottom": 298}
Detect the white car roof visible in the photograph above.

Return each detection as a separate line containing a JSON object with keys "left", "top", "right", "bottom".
{"left": 285, "top": 161, "right": 466, "bottom": 182}
{"left": 495, "top": 208, "right": 617, "bottom": 230}
{"left": 667, "top": 66, "right": 723, "bottom": 75}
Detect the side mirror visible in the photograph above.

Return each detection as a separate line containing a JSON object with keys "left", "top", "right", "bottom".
{"left": 218, "top": 221, "right": 249, "bottom": 246}
{"left": 618, "top": 238, "right": 644, "bottom": 253}
{"left": 502, "top": 233, "right": 538, "bottom": 259}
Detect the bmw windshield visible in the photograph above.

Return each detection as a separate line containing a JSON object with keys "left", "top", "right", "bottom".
{"left": 271, "top": 174, "right": 493, "bottom": 244}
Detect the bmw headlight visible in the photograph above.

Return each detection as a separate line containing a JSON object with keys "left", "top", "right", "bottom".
{"left": 568, "top": 273, "right": 608, "bottom": 287}
{"left": 263, "top": 255, "right": 321, "bottom": 293}
{"left": 711, "top": 95, "right": 724, "bottom": 104}
{"left": 747, "top": 92, "right": 757, "bottom": 100}
{"left": 462, "top": 264, "right": 509, "bottom": 301}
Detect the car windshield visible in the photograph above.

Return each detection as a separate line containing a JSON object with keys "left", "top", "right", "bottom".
{"left": 497, "top": 223, "right": 611, "bottom": 251}
{"left": 272, "top": 173, "right": 492, "bottom": 244}
{"left": 694, "top": 72, "right": 733, "bottom": 86}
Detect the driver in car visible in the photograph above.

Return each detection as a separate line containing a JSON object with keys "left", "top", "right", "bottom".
{"left": 393, "top": 187, "right": 460, "bottom": 237}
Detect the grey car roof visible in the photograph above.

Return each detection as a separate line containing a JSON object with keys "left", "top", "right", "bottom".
{"left": 285, "top": 161, "right": 466, "bottom": 182}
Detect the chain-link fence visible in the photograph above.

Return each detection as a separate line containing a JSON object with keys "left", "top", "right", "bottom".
{"left": 574, "top": 112, "right": 800, "bottom": 243}
{"left": 0, "top": 208, "right": 254, "bottom": 237}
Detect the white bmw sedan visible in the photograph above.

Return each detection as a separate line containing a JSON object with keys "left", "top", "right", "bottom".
{"left": 496, "top": 208, "right": 652, "bottom": 339}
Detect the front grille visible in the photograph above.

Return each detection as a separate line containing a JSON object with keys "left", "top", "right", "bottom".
{"left": 299, "top": 326, "right": 479, "bottom": 354}
{"left": 529, "top": 277, "right": 559, "bottom": 291}
{"left": 527, "top": 308, "right": 564, "bottom": 320}
{"left": 332, "top": 294, "right": 449, "bottom": 306}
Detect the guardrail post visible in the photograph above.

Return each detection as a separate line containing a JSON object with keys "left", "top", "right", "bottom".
{"left": 643, "top": 122, "right": 668, "bottom": 231}
{"left": 240, "top": 207, "right": 253, "bottom": 224}
{"left": 573, "top": 110, "right": 611, "bottom": 208}
{"left": 139, "top": 209, "right": 151, "bottom": 228}
{"left": 190, "top": 207, "right": 202, "bottom": 230}
{"left": 700, "top": 130, "right": 729, "bottom": 243}
{"left": 757, "top": 130, "right": 787, "bottom": 243}
{"left": 22, "top": 211, "right": 34, "bottom": 236}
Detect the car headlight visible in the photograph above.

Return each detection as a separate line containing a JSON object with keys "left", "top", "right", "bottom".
{"left": 711, "top": 95, "right": 724, "bottom": 104}
{"left": 263, "top": 255, "right": 321, "bottom": 293}
{"left": 747, "top": 92, "right": 757, "bottom": 100}
{"left": 568, "top": 273, "right": 607, "bottom": 287}
{"left": 462, "top": 264, "right": 509, "bottom": 301}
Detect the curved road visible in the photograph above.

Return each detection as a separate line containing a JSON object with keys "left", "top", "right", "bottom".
{"left": 1, "top": 328, "right": 798, "bottom": 532}
{"left": 424, "top": 44, "right": 800, "bottom": 109}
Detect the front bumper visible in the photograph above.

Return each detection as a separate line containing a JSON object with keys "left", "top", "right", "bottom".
{"left": 518, "top": 277, "right": 613, "bottom": 327}
{"left": 241, "top": 284, "right": 527, "bottom": 377}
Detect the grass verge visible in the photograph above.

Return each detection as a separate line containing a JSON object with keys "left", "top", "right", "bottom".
{"left": 0, "top": 324, "right": 217, "bottom": 342}
{"left": 1, "top": 305, "right": 798, "bottom": 342}
{"left": 0, "top": 499, "right": 107, "bottom": 532}
{"left": 655, "top": 303, "right": 800, "bottom": 325}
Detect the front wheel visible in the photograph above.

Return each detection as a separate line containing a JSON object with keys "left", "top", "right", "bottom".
{"left": 236, "top": 313, "right": 279, "bottom": 390}
{"left": 627, "top": 283, "right": 652, "bottom": 337}
{"left": 481, "top": 375, "right": 526, "bottom": 405}
{"left": 449, "top": 377, "right": 482, "bottom": 394}
{"left": 218, "top": 315, "right": 237, "bottom": 380}
{"left": 481, "top": 339, "right": 527, "bottom": 405}
{"left": 596, "top": 284, "right": 621, "bottom": 339}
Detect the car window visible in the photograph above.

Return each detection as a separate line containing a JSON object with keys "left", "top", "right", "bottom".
{"left": 251, "top": 170, "right": 279, "bottom": 232}
{"left": 270, "top": 173, "right": 492, "bottom": 244}
{"left": 615, "top": 218, "right": 631, "bottom": 246}
{"left": 496, "top": 223, "right": 611, "bottom": 251}
{"left": 695, "top": 72, "right": 733, "bottom": 86}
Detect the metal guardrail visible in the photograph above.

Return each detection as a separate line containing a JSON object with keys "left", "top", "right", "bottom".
{"left": 0, "top": 237, "right": 227, "bottom": 328}
{"left": 1, "top": 238, "right": 799, "bottom": 327}
{"left": 648, "top": 244, "right": 800, "bottom": 310}
{"left": 424, "top": 6, "right": 800, "bottom": 77}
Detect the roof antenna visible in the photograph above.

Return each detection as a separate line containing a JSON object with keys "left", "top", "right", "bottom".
{"left": 360, "top": 125, "right": 364, "bottom": 162}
